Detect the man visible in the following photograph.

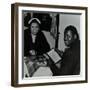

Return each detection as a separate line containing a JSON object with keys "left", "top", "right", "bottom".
{"left": 48, "top": 25, "right": 80, "bottom": 76}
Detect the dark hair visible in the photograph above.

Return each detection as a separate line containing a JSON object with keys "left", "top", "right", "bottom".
{"left": 64, "top": 25, "right": 79, "bottom": 40}
{"left": 28, "top": 19, "right": 41, "bottom": 31}
{"left": 28, "top": 19, "right": 41, "bottom": 33}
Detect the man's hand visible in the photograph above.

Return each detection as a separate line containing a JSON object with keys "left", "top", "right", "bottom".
{"left": 55, "top": 48, "right": 63, "bottom": 57}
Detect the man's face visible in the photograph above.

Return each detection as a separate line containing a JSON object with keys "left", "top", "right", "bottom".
{"left": 64, "top": 30, "right": 74, "bottom": 47}
{"left": 30, "top": 22, "right": 39, "bottom": 35}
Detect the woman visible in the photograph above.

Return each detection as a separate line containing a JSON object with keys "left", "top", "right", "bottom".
{"left": 24, "top": 18, "right": 50, "bottom": 56}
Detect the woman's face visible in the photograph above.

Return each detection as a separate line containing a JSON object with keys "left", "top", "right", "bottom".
{"left": 64, "top": 30, "right": 74, "bottom": 46}
{"left": 30, "top": 22, "right": 39, "bottom": 35}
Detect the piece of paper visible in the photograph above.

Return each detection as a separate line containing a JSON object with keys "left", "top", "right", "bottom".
{"left": 47, "top": 49, "right": 61, "bottom": 63}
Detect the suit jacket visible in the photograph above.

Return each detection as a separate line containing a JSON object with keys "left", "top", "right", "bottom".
{"left": 49, "top": 40, "right": 80, "bottom": 76}
{"left": 24, "top": 29, "right": 50, "bottom": 56}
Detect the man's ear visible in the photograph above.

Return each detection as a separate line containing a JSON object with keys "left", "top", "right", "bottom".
{"left": 74, "top": 34, "right": 77, "bottom": 39}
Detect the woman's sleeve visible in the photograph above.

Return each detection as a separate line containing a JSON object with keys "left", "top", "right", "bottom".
{"left": 41, "top": 32, "right": 50, "bottom": 52}
{"left": 38, "top": 32, "right": 50, "bottom": 54}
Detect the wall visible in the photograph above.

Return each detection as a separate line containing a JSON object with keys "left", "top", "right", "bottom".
{"left": 43, "top": 31, "right": 55, "bottom": 49}
{"left": 0, "top": 0, "right": 89, "bottom": 90}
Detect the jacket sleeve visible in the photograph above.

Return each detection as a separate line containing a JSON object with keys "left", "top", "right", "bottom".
{"left": 37, "top": 32, "right": 50, "bottom": 55}
{"left": 47, "top": 57, "right": 61, "bottom": 76}
{"left": 41, "top": 32, "right": 50, "bottom": 52}
{"left": 58, "top": 51, "right": 79, "bottom": 75}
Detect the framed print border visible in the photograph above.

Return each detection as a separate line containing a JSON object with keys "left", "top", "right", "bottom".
{"left": 11, "top": 3, "right": 88, "bottom": 87}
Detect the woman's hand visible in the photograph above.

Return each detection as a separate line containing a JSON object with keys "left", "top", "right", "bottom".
{"left": 29, "top": 50, "right": 36, "bottom": 56}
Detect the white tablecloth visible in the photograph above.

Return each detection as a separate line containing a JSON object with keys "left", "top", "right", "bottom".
{"left": 33, "top": 67, "right": 53, "bottom": 77}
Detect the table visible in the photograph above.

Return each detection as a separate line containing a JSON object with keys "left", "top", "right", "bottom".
{"left": 24, "top": 56, "right": 53, "bottom": 77}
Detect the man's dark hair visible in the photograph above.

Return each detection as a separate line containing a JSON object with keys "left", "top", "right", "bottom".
{"left": 64, "top": 25, "right": 79, "bottom": 40}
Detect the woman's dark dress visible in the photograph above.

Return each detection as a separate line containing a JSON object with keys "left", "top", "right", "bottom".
{"left": 24, "top": 29, "right": 50, "bottom": 56}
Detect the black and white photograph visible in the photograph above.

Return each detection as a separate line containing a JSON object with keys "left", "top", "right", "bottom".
{"left": 11, "top": 3, "right": 87, "bottom": 87}
{"left": 23, "top": 11, "right": 80, "bottom": 77}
